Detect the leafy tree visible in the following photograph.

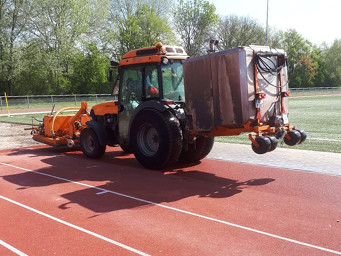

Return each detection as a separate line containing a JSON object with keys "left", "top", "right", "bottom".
{"left": 216, "top": 15, "right": 265, "bottom": 50}
{"left": 0, "top": 0, "right": 29, "bottom": 95}
{"left": 280, "top": 29, "right": 316, "bottom": 88}
{"left": 112, "top": 4, "right": 175, "bottom": 59}
{"left": 173, "top": 0, "right": 218, "bottom": 56}
{"left": 293, "top": 54, "right": 317, "bottom": 87}
{"left": 109, "top": 0, "right": 174, "bottom": 19}
{"left": 70, "top": 43, "right": 110, "bottom": 94}
{"left": 28, "top": 0, "right": 94, "bottom": 94}
{"left": 310, "top": 45, "right": 326, "bottom": 87}
{"left": 323, "top": 39, "right": 341, "bottom": 87}
{"left": 105, "top": 0, "right": 174, "bottom": 58}
{"left": 267, "top": 27, "right": 284, "bottom": 49}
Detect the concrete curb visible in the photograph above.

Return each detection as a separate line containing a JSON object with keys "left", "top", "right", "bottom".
{"left": 208, "top": 142, "right": 341, "bottom": 176}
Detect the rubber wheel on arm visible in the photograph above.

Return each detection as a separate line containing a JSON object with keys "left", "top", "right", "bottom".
{"left": 268, "top": 136, "right": 278, "bottom": 152}
{"left": 284, "top": 130, "right": 302, "bottom": 146}
{"left": 130, "top": 109, "right": 183, "bottom": 169}
{"left": 178, "top": 136, "right": 215, "bottom": 163}
{"left": 295, "top": 129, "right": 307, "bottom": 144}
{"left": 80, "top": 128, "right": 106, "bottom": 159}
{"left": 251, "top": 137, "right": 271, "bottom": 154}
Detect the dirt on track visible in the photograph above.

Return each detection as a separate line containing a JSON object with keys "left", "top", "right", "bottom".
{"left": 0, "top": 107, "right": 67, "bottom": 151}
{"left": 0, "top": 123, "right": 40, "bottom": 150}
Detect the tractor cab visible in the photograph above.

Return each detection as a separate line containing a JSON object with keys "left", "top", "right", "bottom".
{"left": 109, "top": 43, "right": 189, "bottom": 143}
{"left": 111, "top": 42, "right": 188, "bottom": 102}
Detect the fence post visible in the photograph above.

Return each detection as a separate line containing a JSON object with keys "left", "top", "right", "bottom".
{"left": 96, "top": 94, "right": 98, "bottom": 104}
{"left": 0, "top": 96, "right": 2, "bottom": 110}
{"left": 75, "top": 95, "right": 77, "bottom": 106}
{"left": 27, "top": 96, "right": 30, "bottom": 109}
{"left": 51, "top": 95, "right": 54, "bottom": 107}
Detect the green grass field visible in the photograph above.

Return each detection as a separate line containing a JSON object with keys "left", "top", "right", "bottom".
{"left": 1, "top": 95, "right": 341, "bottom": 153}
{"left": 216, "top": 95, "right": 341, "bottom": 153}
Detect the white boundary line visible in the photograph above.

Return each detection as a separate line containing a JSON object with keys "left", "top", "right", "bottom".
{"left": 0, "top": 195, "right": 150, "bottom": 256}
{"left": 1, "top": 161, "right": 341, "bottom": 255}
{"left": 0, "top": 239, "right": 28, "bottom": 256}
{"left": 309, "top": 137, "right": 341, "bottom": 142}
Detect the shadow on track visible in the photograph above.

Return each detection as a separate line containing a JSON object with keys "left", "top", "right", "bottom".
{"left": 2, "top": 146, "right": 275, "bottom": 214}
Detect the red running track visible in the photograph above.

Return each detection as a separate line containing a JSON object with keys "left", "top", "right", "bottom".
{"left": 0, "top": 146, "right": 340, "bottom": 255}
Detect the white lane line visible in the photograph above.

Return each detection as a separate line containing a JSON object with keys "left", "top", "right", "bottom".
{"left": 96, "top": 190, "right": 109, "bottom": 195}
{"left": 309, "top": 138, "right": 341, "bottom": 142}
{"left": 0, "top": 195, "right": 150, "bottom": 256}
{"left": 1, "top": 161, "right": 341, "bottom": 255}
{"left": 0, "top": 239, "right": 28, "bottom": 256}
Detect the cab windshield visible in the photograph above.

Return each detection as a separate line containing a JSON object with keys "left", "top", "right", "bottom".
{"left": 161, "top": 60, "right": 185, "bottom": 102}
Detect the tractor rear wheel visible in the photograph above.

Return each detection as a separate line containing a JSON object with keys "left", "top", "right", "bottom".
{"left": 178, "top": 136, "right": 215, "bottom": 163}
{"left": 130, "top": 109, "right": 182, "bottom": 169}
{"left": 80, "top": 128, "right": 106, "bottom": 159}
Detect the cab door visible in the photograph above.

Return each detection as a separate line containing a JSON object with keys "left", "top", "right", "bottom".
{"left": 118, "top": 66, "right": 143, "bottom": 140}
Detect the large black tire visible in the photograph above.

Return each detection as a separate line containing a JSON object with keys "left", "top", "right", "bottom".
{"left": 130, "top": 109, "right": 183, "bottom": 169}
{"left": 80, "top": 128, "right": 106, "bottom": 159}
{"left": 178, "top": 136, "right": 215, "bottom": 163}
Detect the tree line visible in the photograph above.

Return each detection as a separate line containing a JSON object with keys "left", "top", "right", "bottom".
{"left": 1, "top": 0, "right": 341, "bottom": 96}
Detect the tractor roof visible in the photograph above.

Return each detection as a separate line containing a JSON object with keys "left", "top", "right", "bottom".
{"left": 119, "top": 42, "right": 188, "bottom": 66}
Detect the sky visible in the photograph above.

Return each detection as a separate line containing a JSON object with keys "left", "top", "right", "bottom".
{"left": 210, "top": 0, "right": 341, "bottom": 46}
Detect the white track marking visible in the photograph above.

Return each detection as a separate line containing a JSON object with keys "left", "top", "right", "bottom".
{"left": 96, "top": 190, "right": 110, "bottom": 195}
{"left": 308, "top": 137, "right": 341, "bottom": 142}
{"left": 1, "top": 162, "right": 341, "bottom": 255}
{"left": 0, "top": 195, "right": 150, "bottom": 256}
{"left": 0, "top": 239, "right": 28, "bottom": 256}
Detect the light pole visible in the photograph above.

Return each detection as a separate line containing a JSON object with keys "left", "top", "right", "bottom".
{"left": 266, "top": 0, "right": 269, "bottom": 45}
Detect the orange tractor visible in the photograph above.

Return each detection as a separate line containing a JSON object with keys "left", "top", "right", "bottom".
{"left": 32, "top": 42, "right": 306, "bottom": 169}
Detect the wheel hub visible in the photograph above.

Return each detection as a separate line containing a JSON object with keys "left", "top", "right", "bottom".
{"left": 137, "top": 123, "right": 159, "bottom": 157}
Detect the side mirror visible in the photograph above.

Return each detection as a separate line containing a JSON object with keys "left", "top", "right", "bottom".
{"left": 110, "top": 60, "right": 119, "bottom": 66}
{"left": 108, "top": 69, "right": 113, "bottom": 82}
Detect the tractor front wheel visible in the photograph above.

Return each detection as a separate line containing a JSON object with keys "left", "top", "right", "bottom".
{"left": 80, "top": 128, "right": 106, "bottom": 159}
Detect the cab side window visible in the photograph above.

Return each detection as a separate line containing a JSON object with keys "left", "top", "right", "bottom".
{"left": 121, "top": 67, "right": 143, "bottom": 108}
{"left": 145, "top": 65, "right": 159, "bottom": 98}
{"left": 119, "top": 67, "right": 142, "bottom": 139}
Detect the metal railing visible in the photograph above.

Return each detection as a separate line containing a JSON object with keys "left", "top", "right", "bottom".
{"left": 290, "top": 87, "right": 341, "bottom": 96}
{"left": 0, "top": 94, "right": 115, "bottom": 110}
{"left": 1, "top": 88, "right": 340, "bottom": 110}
